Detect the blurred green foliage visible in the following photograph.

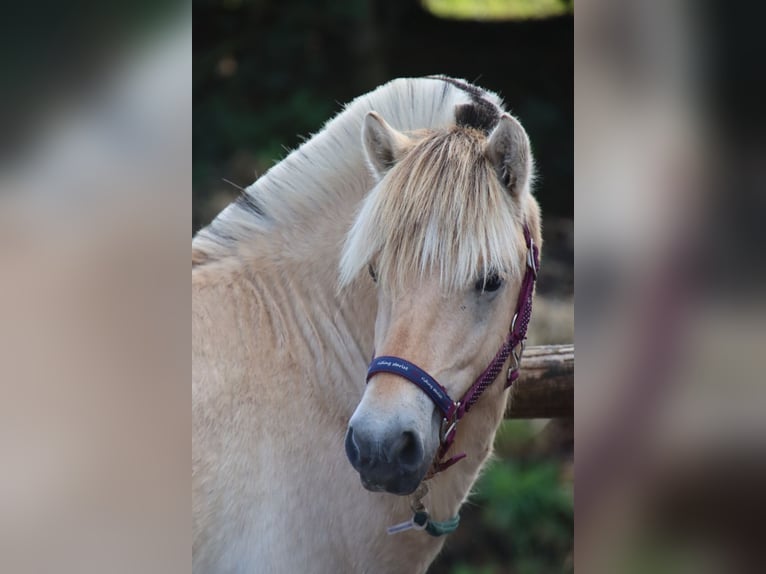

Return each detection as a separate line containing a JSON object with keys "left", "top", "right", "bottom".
{"left": 479, "top": 460, "right": 572, "bottom": 572}
{"left": 432, "top": 419, "right": 573, "bottom": 573}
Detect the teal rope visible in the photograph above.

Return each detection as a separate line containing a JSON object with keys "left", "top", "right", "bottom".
{"left": 426, "top": 514, "right": 460, "bottom": 537}
{"left": 413, "top": 511, "right": 461, "bottom": 537}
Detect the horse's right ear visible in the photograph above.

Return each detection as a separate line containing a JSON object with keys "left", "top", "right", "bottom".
{"left": 485, "top": 114, "right": 532, "bottom": 197}
{"left": 362, "top": 112, "right": 409, "bottom": 179}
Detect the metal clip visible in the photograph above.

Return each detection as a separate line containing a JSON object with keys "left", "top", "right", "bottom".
{"left": 387, "top": 515, "right": 427, "bottom": 534}
{"left": 410, "top": 483, "right": 429, "bottom": 513}
{"left": 507, "top": 341, "right": 526, "bottom": 382}
{"left": 526, "top": 238, "right": 538, "bottom": 278}
{"left": 516, "top": 340, "right": 526, "bottom": 363}
{"left": 439, "top": 404, "right": 460, "bottom": 443}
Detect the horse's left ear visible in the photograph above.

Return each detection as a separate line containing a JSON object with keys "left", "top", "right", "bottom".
{"left": 362, "top": 111, "right": 410, "bottom": 179}
{"left": 485, "top": 114, "right": 531, "bottom": 196}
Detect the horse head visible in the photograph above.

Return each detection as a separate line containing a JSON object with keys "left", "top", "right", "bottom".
{"left": 341, "top": 110, "right": 540, "bottom": 495}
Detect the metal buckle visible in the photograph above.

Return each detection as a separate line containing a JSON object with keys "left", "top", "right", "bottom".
{"left": 507, "top": 341, "right": 526, "bottom": 382}
{"left": 410, "top": 483, "right": 429, "bottom": 513}
{"left": 439, "top": 403, "right": 460, "bottom": 443}
{"left": 526, "top": 238, "right": 537, "bottom": 278}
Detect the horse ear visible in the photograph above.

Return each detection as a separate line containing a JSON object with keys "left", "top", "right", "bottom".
{"left": 485, "top": 114, "right": 531, "bottom": 196}
{"left": 362, "top": 112, "right": 409, "bottom": 178}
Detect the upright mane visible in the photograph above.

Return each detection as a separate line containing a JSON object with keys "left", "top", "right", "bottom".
{"left": 339, "top": 126, "right": 527, "bottom": 292}
{"left": 192, "top": 77, "right": 510, "bottom": 268}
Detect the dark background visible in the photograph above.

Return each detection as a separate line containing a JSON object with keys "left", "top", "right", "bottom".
{"left": 193, "top": 1, "right": 573, "bottom": 572}
{"left": 193, "top": 0, "right": 572, "bottom": 232}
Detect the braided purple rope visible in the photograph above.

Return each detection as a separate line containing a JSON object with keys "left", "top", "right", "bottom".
{"left": 458, "top": 335, "right": 514, "bottom": 416}
{"left": 432, "top": 228, "right": 539, "bottom": 474}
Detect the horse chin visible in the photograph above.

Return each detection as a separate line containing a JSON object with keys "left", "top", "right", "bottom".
{"left": 360, "top": 473, "right": 424, "bottom": 496}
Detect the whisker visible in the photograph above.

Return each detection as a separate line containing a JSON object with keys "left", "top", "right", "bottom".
{"left": 221, "top": 178, "right": 245, "bottom": 191}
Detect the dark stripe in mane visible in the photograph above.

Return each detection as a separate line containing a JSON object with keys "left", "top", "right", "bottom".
{"left": 427, "top": 75, "right": 500, "bottom": 134}
{"left": 235, "top": 192, "right": 266, "bottom": 218}
{"left": 206, "top": 225, "right": 239, "bottom": 243}
{"left": 429, "top": 75, "right": 486, "bottom": 102}
{"left": 455, "top": 102, "right": 500, "bottom": 134}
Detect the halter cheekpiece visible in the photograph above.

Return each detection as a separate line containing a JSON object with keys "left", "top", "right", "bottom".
{"left": 366, "top": 224, "right": 540, "bottom": 477}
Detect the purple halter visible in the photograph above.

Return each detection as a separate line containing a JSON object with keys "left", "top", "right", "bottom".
{"left": 366, "top": 225, "right": 540, "bottom": 476}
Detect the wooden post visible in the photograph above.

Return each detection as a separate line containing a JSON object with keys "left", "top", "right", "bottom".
{"left": 505, "top": 344, "right": 573, "bottom": 419}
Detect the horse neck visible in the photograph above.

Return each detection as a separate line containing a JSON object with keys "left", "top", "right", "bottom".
{"left": 241, "top": 239, "right": 378, "bottom": 414}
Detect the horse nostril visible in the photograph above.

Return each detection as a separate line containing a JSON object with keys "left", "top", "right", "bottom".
{"left": 395, "top": 431, "right": 423, "bottom": 470}
{"left": 345, "top": 427, "right": 361, "bottom": 468}
{"left": 346, "top": 424, "right": 425, "bottom": 482}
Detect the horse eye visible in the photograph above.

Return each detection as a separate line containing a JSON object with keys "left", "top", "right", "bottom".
{"left": 475, "top": 272, "right": 503, "bottom": 293}
{"left": 368, "top": 264, "right": 378, "bottom": 283}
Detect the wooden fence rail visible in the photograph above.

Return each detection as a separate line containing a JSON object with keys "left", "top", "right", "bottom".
{"left": 505, "top": 344, "right": 573, "bottom": 419}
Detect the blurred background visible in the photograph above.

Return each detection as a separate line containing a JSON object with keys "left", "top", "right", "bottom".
{"left": 3, "top": 0, "right": 765, "bottom": 573}
{"left": 193, "top": 1, "right": 574, "bottom": 572}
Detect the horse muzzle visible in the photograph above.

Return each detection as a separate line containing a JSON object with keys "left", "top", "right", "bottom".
{"left": 344, "top": 423, "right": 430, "bottom": 495}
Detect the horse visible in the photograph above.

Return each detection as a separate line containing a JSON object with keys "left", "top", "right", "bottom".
{"left": 192, "top": 76, "right": 541, "bottom": 573}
